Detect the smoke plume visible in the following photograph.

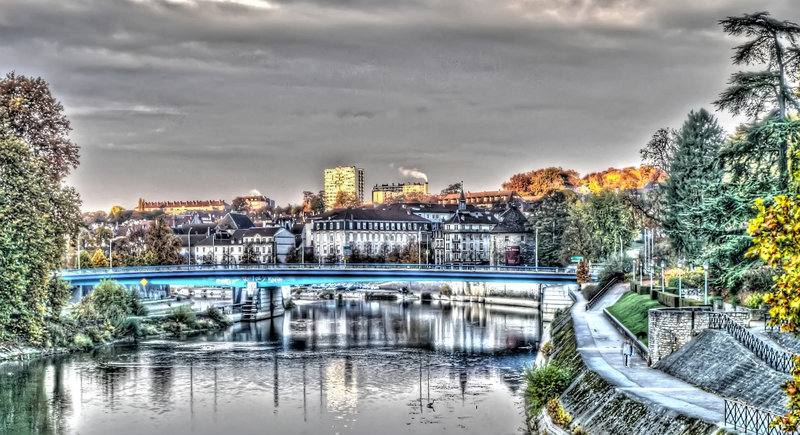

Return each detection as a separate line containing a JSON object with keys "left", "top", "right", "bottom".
{"left": 398, "top": 167, "right": 428, "bottom": 182}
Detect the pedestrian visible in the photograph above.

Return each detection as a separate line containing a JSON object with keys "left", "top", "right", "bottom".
{"left": 621, "top": 340, "right": 628, "bottom": 366}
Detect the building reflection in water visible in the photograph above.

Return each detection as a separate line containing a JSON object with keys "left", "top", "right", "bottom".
{"left": 1, "top": 298, "right": 540, "bottom": 435}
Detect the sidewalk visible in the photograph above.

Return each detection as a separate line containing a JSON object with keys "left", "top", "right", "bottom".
{"left": 572, "top": 284, "right": 726, "bottom": 425}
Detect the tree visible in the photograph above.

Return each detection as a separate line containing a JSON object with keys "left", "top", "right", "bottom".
{"left": 0, "top": 72, "right": 80, "bottom": 181}
{"left": 560, "top": 201, "right": 597, "bottom": 263}
{"left": 715, "top": 12, "right": 800, "bottom": 190}
{"left": 662, "top": 109, "right": 725, "bottom": 260}
{"left": 527, "top": 190, "right": 577, "bottom": 266}
{"left": 640, "top": 128, "right": 678, "bottom": 173}
{"left": 241, "top": 242, "right": 258, "bottom": 264}
{"left": 78, "top": 250, "right": 91, "bottom": 269}
{"left": 502, "top": 167, "right": 580, "bottom": 196}
{"left": 145, "top": 215, "right": 182, "bottom": 265}
{"left": 576, "top": 259, "right": 591, "bottom": 286}
{"left": 303, "top": 190, "right": 325, "bottom": 214}
{"left": 561, "top": 192, "right": 637, "bottom": 262}
{"left": 333, "top": 191, "right": 360, "bottom": 208}
{"left": 231, "top": 197, "right": 248, "bottom": 213}
{"left": 440, "top": 182, "right": 462, "bottom": 196}
{"left": 90, "top": 249, "right": 109, "bottom": 268}
{"left": 747, "top": 146, "right": 800, "bottom": 431}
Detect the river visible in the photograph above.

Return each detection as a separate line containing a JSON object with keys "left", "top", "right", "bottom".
{"left": 0, "top": 299, "right": 540, "bottom": 435}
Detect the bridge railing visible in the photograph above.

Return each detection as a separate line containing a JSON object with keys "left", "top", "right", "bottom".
{"left": 61, "top": 262, "right": 592, "bottom": 277}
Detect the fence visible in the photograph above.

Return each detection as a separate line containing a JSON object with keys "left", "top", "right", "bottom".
{"left": 724, "top": 398, "right": 793, "bottom": 435}
{"left": 585, "top": 277, "right": 620, "bottom": 310}
{"left": 709, "top": 313, "right": 796, "bottom": 374}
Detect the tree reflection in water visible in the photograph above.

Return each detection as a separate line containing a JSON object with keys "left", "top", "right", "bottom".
{"left": 0, "top": 299, "right": 540, "bottom": 435}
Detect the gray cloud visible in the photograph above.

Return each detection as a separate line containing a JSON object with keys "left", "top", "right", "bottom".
{"left": 0, "top": 0, "right": 796, "bottom": 210}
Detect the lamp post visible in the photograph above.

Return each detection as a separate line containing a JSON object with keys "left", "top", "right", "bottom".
{"left": 649, "top": 260, "right": 653, "bottom": 293}
{"left": 108, "top": 236, "right": 113, "bottom": 269}
{"left": 660, "top": 260, "right": 665, "bottom": 292}
{"left": 633, "top": 259, "right": 638, "bottom": 284}
{"left": 703, "top": 260, "right": 709, "bottom": 305}
{"left": 677, "top": 258, "right": 684, "bottom": 308}
{"left": 187, "top": 229, "right": 194, "bottom": 265}
{"left": 418, "top": 227, "right": 421, "bottom": 265}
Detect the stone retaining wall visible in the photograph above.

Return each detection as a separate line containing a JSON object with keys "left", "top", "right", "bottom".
{"left": 649, "top": 308, "right": 749, "bottom": 364}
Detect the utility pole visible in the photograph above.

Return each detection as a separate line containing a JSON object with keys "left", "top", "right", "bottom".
{"left": 535, "top": 227, "right": 538, "bottom": 268}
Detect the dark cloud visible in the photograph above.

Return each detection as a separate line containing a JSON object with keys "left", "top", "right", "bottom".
{"left": 0, "top": 0, "right": 797, "bottom": 210}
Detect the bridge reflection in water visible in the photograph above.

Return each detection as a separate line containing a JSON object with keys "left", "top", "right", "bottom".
{"left": 0, "top": 299, "right": 541, "bottom": 435}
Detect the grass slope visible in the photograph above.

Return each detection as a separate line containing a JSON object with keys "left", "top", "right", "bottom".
{"left": 606, "top": 291, "right": 666, "bottom": 347}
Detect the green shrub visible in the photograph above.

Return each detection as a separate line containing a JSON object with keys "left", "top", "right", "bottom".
{"left": 128, "top": 290, "right": 148, "bottom": 316}
{"left": 524, "top": 363, "right": 572, "bottom": 413}
{"left": 731, "top": 295, "right": 741, "bottom": 307}
{"left": 581, "top": 284, "right": 599, "bottom": 301}
{"left": 740, "top": 268, "right": 778, "bottom": 294}
{"left": 440, "top": 284, "right": 452, "bottom": 296}
{"left": 195, "top": 318, "right": 215, "bottom": 330}
{"left": 72, "top": 333, "right": 93, "bottom": 350}
{"left": 167, "top": 305, "right": 197, "bottom": 327}
{"left": 120, "top": 317, "right": 144, "bottom": 338}
{"left": 745, "top": 293, "right": 765, "bottom": 309}
{"left": 205, "top": 306, "right": 231, "bottom": 326}
{"left": 547, "top": 397, "right": 572, "bottom": 427}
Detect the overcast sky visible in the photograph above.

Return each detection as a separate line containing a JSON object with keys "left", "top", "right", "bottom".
{"left": 1, "top": 0, "right": 796, "bottom": 211}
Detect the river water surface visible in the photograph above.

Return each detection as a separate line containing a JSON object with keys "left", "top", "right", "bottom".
{"left": 1, "top": 299, "right": 540, "bottom": 435}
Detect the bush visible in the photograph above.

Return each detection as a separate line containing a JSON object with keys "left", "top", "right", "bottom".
{"left": 524, "top": 363, "right": 572, "bottom": 413}
{"left": 440, "top": 284, "right": 453, "bottom": 296}
{"left": 740, "top": 268, "right": 778, "bottom": 294}
{"left": 72, "top": 333, "right": 93, "bottom": 350}
{"left": 547, "top": 397, "right": 572, "bottom": 427}
{"left": 128, "top": 290, "right": 148, "bottom": 317}
{"left": 205, "top": 306, "right": 231, "bottom": 326}
{"left": 731, "top": 295, "right": 741, "bottom": 307}
{"left": 167, "top": 305, "right": 197, "bottom": 327}
{"left": 745, "top": 293, "right": 765, "bottom": 309}
{"left": 597, "top": 254, "right": 632, "bottom": 289}
{"left": 120, "top": 317, "right": 144, "bottom": 339}
{"left": 540, "top": 341, "right": 554, "bottom": 358}
{"left": 581, "top": 284, "right": 599, "bottom": 301}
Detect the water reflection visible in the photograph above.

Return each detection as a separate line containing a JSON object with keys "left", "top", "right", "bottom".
{"left": 0, "top": 300, "right": 538, "bottom": 435}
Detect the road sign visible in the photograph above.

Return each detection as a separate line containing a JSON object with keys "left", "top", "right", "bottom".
{"left": 343, "top": 246, "right": 352, "bottom": 256}
{"left": 140, "top": 278, "right": 148, "bottom": 286}
{"left": 571, "top": 256, "right": 584, "bottom": 262}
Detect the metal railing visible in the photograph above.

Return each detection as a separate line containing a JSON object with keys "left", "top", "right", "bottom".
{"left": 585, "top": 277, "right": 620, "bottom": 310}
{"left": 709, "top": 313, "right": 796, "bottom": 374}
{"left": 60, "top": 262, "right": 596, "bottom": 277}
{"left": 724, "top": 398, "right": 792, "bottom": 435}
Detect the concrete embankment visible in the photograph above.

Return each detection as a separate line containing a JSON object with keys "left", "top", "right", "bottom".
{"left": 531, "top": 311, "right": 720, "bottom": 435}
{"left": 655, "top": 329, "right": 790, "bottom": 414}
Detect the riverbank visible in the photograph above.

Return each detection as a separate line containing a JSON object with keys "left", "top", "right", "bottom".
{"left": 0, "top": 306, "right": 232, "bottom": 364}
{"left": 527, "top": 309, "right": 722, "bottom": 434}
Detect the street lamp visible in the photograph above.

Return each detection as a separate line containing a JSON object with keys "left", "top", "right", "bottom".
{"left": 703, "top": 260, "right": 709, "bottom": 305}
{"left": 677, "top": 258, "right": 684, "bottom": 308}
{"left": 649, "top": 260, "right": 653, "bottom": 293}
{"left": 634, "top": 259, "right": 639, "bottom": 284}
{"left": 660, "top": 260, "right": 665, "bottom": 292}
{"left": 187, "top": 229, "right": 195, "bottom": 265}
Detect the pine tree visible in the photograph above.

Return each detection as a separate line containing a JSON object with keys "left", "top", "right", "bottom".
{"left": 241, "top": 242, "right": 258, "bottom": 264}
{"left": 90, "top": 249, "right": 109, "bottom": 268}
{"left": 662, "top": 109, "right": 725, "bottom": 260}
{"left": 528, "top": 189, "right": 577, "bottom": 266}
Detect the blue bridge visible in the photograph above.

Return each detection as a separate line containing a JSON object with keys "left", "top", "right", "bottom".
{"left": 60, "top": 263, "right": 582, "bottom": 288}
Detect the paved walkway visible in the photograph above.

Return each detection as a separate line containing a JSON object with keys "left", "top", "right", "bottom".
{"left": 572, "top": 284, "right": 726, "bottom": 426}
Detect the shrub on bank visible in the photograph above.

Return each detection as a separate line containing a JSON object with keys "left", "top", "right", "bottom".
{"left": 524, "top": 363, "right": 572, "bottom": 414}
{"left": 72, "top": 333, "right": 93, "bottom": 350}
{"left": 547, "top": 397, "right": 572, "bottom": 427}
{"left": 204, "top": 307, "right": 232, "bottom": 327}
{"left": 580, "top": 285, "right": 599, "bottom": 301}
{"left": 167, "top": 306, "right": 197, "bottom": 327}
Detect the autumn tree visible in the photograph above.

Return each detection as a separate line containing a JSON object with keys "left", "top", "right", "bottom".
{"left": 333, "top": 191, "right": 360, "bottom": 208}
{"left": 302, "top": 190, "right": 325, "bottom": 214}
{"left": 502, "top": 167, "right": 580, "bottom": 196}
{"left": 748, "top": 146, "right": 800, "bottom": 431}
{"left": 90, "top": 249, "right": 109, "bottom": 268}
{"left": 145, "top": 215, "right": 182, "bottom": 265}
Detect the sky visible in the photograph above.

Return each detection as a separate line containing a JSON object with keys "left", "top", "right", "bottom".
{"left": 1, "top": 0, "right": 796, "bottom": 212}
